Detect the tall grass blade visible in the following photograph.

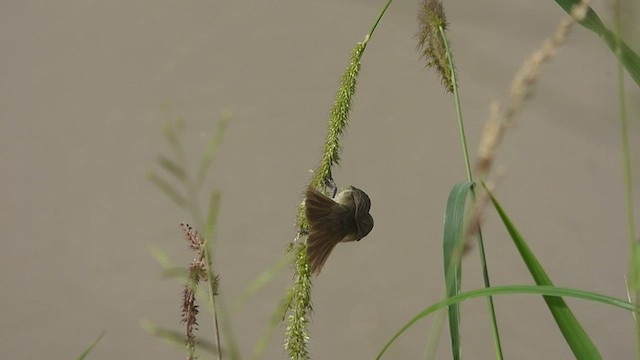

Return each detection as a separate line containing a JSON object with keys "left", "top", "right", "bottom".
{"left": 553, "top": 0, "right": 640, "bottom": 87}
{"left": 486, "top": 188, "right": 602, "bottom": 359}
{"left": 443, "top": 182, "right": 473, "bottom": 360}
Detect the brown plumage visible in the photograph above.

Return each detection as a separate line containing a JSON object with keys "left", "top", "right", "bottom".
{"left": 304, "top": 185, "right": 373, "bottom": 275}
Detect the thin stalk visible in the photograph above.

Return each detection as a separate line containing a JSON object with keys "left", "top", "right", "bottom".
{"left": 367, "top": 0, "right": 394, "bottom": 42}
{"left": 613, "top": 0, "right": 639, "bottom": 356}
{"left": 203, "top": 244, "right": 222, "bottom": 360}
{"left": 439, "top": 27, "right": 471, "bottom": 182}
{"left": 438, "top": 26, "right": 504, "bottom": 359}
{"left": 474, "top": 226, "right": 502, "bottom": 359}
{"left": 613, "top": 0, "right": 637, "bottom": 264}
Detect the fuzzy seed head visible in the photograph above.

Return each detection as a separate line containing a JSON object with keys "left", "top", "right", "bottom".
{"left": 417, "top": 0, "right": 454, "bottom": 92}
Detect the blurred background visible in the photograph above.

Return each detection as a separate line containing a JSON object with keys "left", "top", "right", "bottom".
{"left": 2, "top": 0, "right": 639, "bottom": 359}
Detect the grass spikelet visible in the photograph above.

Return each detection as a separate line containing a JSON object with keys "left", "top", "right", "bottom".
{"left": 311, "top": 41, "right": 366, "bottom": 192}
{"left": 284, "top": 242, "right": 313, "bottom": 360}
{"left": 475, "top": 1, "right": 589, "bottom": 179}
{"left": 417, "top": 0, "right": 454, "bottom": 92}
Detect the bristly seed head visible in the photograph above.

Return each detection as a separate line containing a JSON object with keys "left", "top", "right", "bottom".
{"left": 179, "top": 222, "right": 219, "bottom": 359}
{"left": 417, "top": 0, "right": 454, "bottom": 92}
{"left": 181, "top": 222, "right": 202, "bottom": 252}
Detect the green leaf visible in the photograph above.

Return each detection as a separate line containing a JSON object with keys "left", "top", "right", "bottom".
{"left": 487, "top": 188, "right": 602, "bottom": 359}
{"left": 376, "top": 285, "right": 634, "bottom": 359}
{"left": 554, "top": 0, "right": 640, "bottom": 87}
{"left": 76, "top": 331, "right": 105, "bottom": 360}
{"left": 442, "top": 182, "right": 473, "bottom": 360}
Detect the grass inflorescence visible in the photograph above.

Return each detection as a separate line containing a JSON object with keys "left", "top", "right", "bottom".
{"left": 284, "top": 2, "right": 396, "bottom": 357}
{"left": 417, "top": 0, "right": 454, "bottom": 93}
{"left": 285, "top": 39, "right": 367, "bottom": 360}
{"left": 180, "top": 223, "right": 221, "bottom": 360}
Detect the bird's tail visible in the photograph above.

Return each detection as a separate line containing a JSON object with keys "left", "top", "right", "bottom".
{"left": 304, "top": 186, "right": 347, "bottom": 275}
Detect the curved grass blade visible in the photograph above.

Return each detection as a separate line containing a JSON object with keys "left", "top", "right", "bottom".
{"left": 443, "top": 182, "right": 474, "bottom": 360}
{"left": 486, "top": 187, "right": 602, "bottom": 359}
{"left": 554, "top": 0, "right": 640, "bottom": 87}
{"left": 376, "top": 285, "right": 635, "bottom": 359}
{"left": 76, "top": 330, "right": 105, "bottom": 360}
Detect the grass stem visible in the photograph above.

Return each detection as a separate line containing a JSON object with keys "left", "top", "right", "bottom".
{"left": 438, "top": 25, "right": 504, "bottom": 359}
{"left": 612, "top": 0, "right": 639, "bottom": 355}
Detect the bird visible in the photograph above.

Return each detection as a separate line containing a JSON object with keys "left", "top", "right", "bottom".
{"left": 304, "top": 185, "right": 374, "bottom": 275}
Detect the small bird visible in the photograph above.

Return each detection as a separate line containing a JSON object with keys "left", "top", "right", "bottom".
{"left": 304, "top": 185, "right": 374, "bottom": 275}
